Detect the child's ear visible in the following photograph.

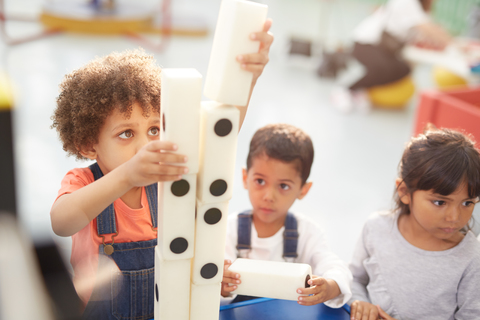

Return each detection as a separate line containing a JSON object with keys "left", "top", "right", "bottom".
{"left": 79, "top": 145, "right": 97, "bottom": 160}
{"left": 242, "top": 167, "right": 248, "bottom": 189}
{"left": 396, "top": 178, "right": 411, "bottom": 205}
{"left": 297, "top": 181, "right": 312, "bottom": 200}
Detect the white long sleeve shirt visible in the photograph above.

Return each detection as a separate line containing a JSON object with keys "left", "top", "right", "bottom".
{"left": 224, "top": 211, "right": 352, "bottom": 308}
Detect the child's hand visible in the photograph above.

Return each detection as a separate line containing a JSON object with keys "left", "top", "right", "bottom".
{"left": 296, "top": 276, "right": 341, "bottom": 306}
{"left": 350, "top": 300, "right": 379, "bottom": 320}
{"left": 237, "top": 18, "right": 274, "bottom": 85}
{"left": 123, "top": 140, "right": 188, "bottom": 187}
{"left": 221, "top": 259, "right": 241, "bottom": 297}
{"left": 377, "top": 305, "right": 397, "bottom": 320}
{"left": 410, "top": 23, "right": 451, "bottom": 51}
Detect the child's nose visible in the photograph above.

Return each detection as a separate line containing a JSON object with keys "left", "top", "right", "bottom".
{"left": 445, "top": 206, "right": 460, "bottom": 222}
{"left": 262, "top": 187, "right": 275, "bottom": 202}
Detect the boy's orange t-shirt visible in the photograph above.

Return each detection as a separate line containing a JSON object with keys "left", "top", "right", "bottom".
{"left": 55, "top": 167, "right": 157, "bottom": 306}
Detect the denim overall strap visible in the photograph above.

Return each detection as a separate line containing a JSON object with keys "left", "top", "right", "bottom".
{"left": 89, "top": 163, "right": 117, "bottom": 235}
{"left": 145, "top": 183, "right": 158, "bottom": 228}
{"left": 89, "top": 163, "right": 158, "bottom": 233}
{"left": 236, "top": 210, "right": 253, "bottom": 258}
{"left": 236, "top": 210, "right": 298, "bottom": 261}
{"left": 283, "top": 212, "right": 299, "bottom": 262}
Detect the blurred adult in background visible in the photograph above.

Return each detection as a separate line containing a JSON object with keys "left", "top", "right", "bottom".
{"left": 332, "top": 0, "right": 451, "bottom": 112}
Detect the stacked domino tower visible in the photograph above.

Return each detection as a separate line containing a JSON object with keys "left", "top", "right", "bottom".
{"left": 154, "top": 1, "right": 268, "bottom": 319}
{"left": 155, "top": 68, "right": 201, "bottom": 320}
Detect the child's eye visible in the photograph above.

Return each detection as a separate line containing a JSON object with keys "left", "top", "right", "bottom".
{"left": 255, "top": 179, "right": 265, "bottom": 186}
{"left": 432, "top": 200, "right": 446, "bottom": 206}
{"left": 279, "top": 183, "right": 290, "bottom": 191}
{"left": 119, "top": 130, "right": 133, "bottom": 139}
{"left": 462, "top": 200, "right": 476, "bottom": 207}
{"left": 149, "top": 127, "right": 160, "bottom": 136}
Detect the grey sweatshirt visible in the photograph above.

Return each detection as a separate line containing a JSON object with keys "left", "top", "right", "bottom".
{"left": 349, "top": 211, "right": 480, "bottom": 320}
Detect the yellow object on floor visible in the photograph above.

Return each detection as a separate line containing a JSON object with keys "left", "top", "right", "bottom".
{"left": 367, "top": 76, "right": 415, "bottom": 109}
{"left": 40, "top": 2, "right": 208, "bottom": 36}
{"left": 40, "top": 13, "right": 152, "bottom": 35}
{"left": 0, "top": 72, "right": 14, "bottom": 110}
{"left": 432, "top": 66, "right": 468, "bottom": 89}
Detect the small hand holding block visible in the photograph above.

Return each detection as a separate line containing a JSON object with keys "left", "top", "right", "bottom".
{"left": 228, "top": 258, "right": 312, "bottom": 301}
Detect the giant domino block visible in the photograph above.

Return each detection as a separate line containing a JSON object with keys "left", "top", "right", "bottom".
{"left": 160, "top": 68, "right": 202, "bottom": 174}
{"left": 191, "top": 200, "right": 229, "bottom": 285}
{"left": 228, "top": 258, "right": 312, "bottom": 301}
{"left": 197, "top": 101, "right": 239, "bottom": 204}
{"left": 190, "top": 283, "right": 222, "bottom": 320}
{"left": 157, "top": 174, "right": 196, "bottom": 260}
{"left": 204, "top": 0, "right": 268, "bottom": 107}
{"left": 154, "top": 247, "right": 191, "bottom": 320}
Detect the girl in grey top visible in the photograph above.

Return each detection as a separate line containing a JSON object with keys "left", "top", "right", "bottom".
{"left": 349, "top": 127, "right": 480, "bottom": 320}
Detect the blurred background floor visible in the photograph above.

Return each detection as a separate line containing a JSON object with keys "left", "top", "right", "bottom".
{"left": 1, "top": 0, "right": 479, "bottom": 266}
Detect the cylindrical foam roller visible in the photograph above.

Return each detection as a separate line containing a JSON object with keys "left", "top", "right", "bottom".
{"left": 228, "top": 258, "right": 312, "bottom": 301}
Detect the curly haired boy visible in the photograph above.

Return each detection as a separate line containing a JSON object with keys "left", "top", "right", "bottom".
{"left": 50, "top": 20, "right": 273, "bottom": 320}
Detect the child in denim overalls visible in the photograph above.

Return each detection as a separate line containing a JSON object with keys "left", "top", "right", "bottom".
{"left": 50, "top": 24, "right": 273, "bottom": 319}
{"left": 221, "top": 124, "right": 352, "bottom": 308}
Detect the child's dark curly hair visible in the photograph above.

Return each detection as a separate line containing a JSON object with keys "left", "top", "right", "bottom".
{"left": 51, "top": 48, "right": 162, "bottom": 160}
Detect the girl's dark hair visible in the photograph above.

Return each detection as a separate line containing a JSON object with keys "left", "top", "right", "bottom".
{"left": 395, "top": 125, "right": 480, "bottom": 216}
{"left": 51, "top": 49, "right": 162, "bottom": 160}
{"left": 246, "top": 123, "right": 314, "bottom": 185}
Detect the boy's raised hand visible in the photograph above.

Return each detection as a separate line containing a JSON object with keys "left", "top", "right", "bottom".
{"left": 123, "top": 140, "right": 188, "bottom": 188}
{"left": 237, "top": 19, "right": 274, "bottom": 85}
{"left": 350, "top": 300, "right": 379, "bottom": 320}
{"left": 296, "top": 276, "right": 340, "bottom": 306}
{"left": 221, "top": 259, "right": 241, "bottom": 297}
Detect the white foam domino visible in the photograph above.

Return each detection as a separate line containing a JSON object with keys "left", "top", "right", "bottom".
{"left": 154, "top": 247, "right": 191, "bottom": 320}
{"left": 228, "top": 258, "right": 312, "bottom": 301}
{"left": 157, "top": 174, "right": 196, "bottom": 260}
{"left": 160, "top": 68, "right": 202, "bottom": 174}
{"left": 191, "top": 200, "right": 229, "bottom": 285}
{"left": 190, "top": 283, "right": 222, "bottom": 320}
{"left": 197, "top": 101, "right": 239, "bottom": 204}
{"left": 204, "top": 0, "right": 268, "bottom": 107}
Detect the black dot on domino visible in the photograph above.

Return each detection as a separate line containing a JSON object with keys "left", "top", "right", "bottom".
{"left": 214, "top": 119, "right": 232, "bottom": 137}
{"left": 155, "top": 283, "right": 159, "bottom": 302}
{"left": 305, "top": 275, "right": 311, "bottom": 288}
{"left": 162, "top": 113, "right": 166, "bottom": 132}
{"left": 171, "top": 179, "right": 190, "bottom": 197}
{"left": 210, "top": 179, "right": 227, "bottom": 196}
{"left": 204, "top": 208, "right": 222, "bottom": 225}
{"left": 200, "top": 263, "right": 218, "bottom": 279}
{"left": 170, "top": 237, "right": 188, "bottom": 254}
